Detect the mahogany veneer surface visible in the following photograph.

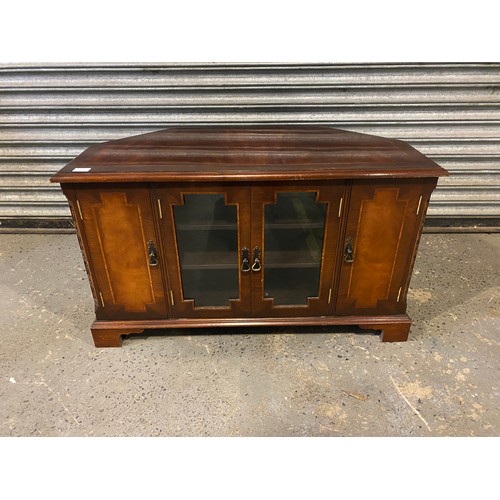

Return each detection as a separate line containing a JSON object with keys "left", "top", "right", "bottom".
{"left": 51, "top": 126, "right": 448, "bottom": 347}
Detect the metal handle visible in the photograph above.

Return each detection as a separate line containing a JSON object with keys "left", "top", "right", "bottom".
{"left": 241, "top": 247, "right": 250, "bottom": 272}
{"left": 147, "top": 240, "right": 159, "bottom": 267}
{"left": 252, "top": 247, "right": 262, "bottom": 272}
{"left": 344, "top": 238, "right": 354, "bottom": 263}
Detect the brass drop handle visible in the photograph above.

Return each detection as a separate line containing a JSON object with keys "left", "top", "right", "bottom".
{"left": 147, "top": 240, "right": 159, "bottom": 267}
{"left": 344, "top": 238, "right": 354, "bottom": 263}
{"left": 252, "top": 247, "right": 262, "bottom": 272}
{"left": 241, "top": 247, "right": 250, "bottom": 272}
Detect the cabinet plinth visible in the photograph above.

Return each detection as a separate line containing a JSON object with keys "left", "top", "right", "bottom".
{"left": 51, "top": 126, "right": 448, "bottom": 347}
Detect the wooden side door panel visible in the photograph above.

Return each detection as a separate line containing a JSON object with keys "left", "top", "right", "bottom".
{"left": 67, "top": 185, "right": 168, "bottom": 320}
{"left": 335, "top": 179, "right": 436, "bottom": 316}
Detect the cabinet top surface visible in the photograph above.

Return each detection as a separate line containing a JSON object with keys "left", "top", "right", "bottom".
{"left": 51, "top": 125, "right": 448, "bottom": 183}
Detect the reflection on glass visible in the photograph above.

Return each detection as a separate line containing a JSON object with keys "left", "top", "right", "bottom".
{"left": 174, "top": 194, "right": 238, "bottom": 307}
{"left": 264, "top": 192, "right": 326, "bottom": 305}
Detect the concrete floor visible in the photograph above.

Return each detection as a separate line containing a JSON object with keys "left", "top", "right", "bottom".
{"left": 0, "top": 232, "right": 498, "bottom": 437}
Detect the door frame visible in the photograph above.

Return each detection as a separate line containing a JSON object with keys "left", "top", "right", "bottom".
{"left": 153, "top": 183, "right": 252, "bottom": 319}
{"left": 335, "top": 179, "right": 436, "bottom": 316}
{"left": 66, "top": 184, "right": 169, "bottom": 320}
{"left": 250, "top": 182, "right": 345, "bottom": 317}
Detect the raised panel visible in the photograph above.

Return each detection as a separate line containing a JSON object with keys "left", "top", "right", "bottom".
{"left": 92, "top": 192, "right": 154, "bottom": 311}
{"left": 70, "top": 186, "right": 168, "bottom": 320}
{"left": 348, "top": 188, "right": 407, "bottom": 308}
{"left": 335, "top": 180, "right": 434, "bottom": 316}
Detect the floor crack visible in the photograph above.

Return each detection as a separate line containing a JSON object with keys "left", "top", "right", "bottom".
{"left": 390, "top": 375, "right": 432, "bottom": 432}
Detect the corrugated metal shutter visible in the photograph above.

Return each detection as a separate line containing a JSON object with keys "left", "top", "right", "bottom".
{"left": 1, "top": 63, "right": 499, "bottom": 224}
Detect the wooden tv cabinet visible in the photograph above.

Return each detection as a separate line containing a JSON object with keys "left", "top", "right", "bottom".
{"left": 51, "top": 126, "right": 448, "bottom": 347}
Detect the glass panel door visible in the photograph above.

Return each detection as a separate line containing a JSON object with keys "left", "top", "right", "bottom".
{"left": 173, "top": 193, "right": 239, "bottom": 307}
{"left": 156, "top": 185, "right": 251, "bottom": 318}
{"left": 264, "top": 192, "right": 326, "bottom": 305}
{"left": 252, "top": 184, "right": 344, "bottom": 317}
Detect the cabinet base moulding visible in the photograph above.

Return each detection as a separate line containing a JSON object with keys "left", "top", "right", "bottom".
{"left": 91, "top": 327, "right": 145, "bottom": 348}
{"left": 358, "top": 319, "right": 412, "bottom": 342}
{"left": 90, "top": 315, "right": 413, "bottom": 347}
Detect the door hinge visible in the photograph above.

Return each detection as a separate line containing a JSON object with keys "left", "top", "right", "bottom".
{"left": 416, "top": 196, "right": 423, "bottom": 215}
{"left": 397, "top": 287, "right": 402, "bottom": 302}
{"left": 328, "top": 288, "right": 332, "bottom": 304}
{"left": 99, "top": 291, "right": 105, "bottom": 307}
{"left": 157, "top": 199, "right": 163, "bottom": 219}
{"left": 338, "top": 197, "right": 343, "bottom": 218}
{"left": 170, "top": 290, "right": 174, "bottom": 306}
{"left": 76, "top": 200, "right": 83, "bottom": 220}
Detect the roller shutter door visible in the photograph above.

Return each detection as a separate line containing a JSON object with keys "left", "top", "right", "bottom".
{"left": 0, "top": 63, "right": 498, "bottom": 227}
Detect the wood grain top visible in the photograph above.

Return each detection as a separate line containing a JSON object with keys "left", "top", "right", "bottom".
{"left": 50, "top": 126, "right": 448, "bottom": 183}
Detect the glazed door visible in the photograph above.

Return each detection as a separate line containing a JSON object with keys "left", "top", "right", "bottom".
{"left": 251, "top": 183, "right": 345, "bottom": 317}
{"left": 68, "top": 186, "right": 168, "bottom": 320}
{"left": 336, "top": 179, "right": 436, "bottom": 316}
{"left": 155, "top": 185, "right": 252, "bottom": 318}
